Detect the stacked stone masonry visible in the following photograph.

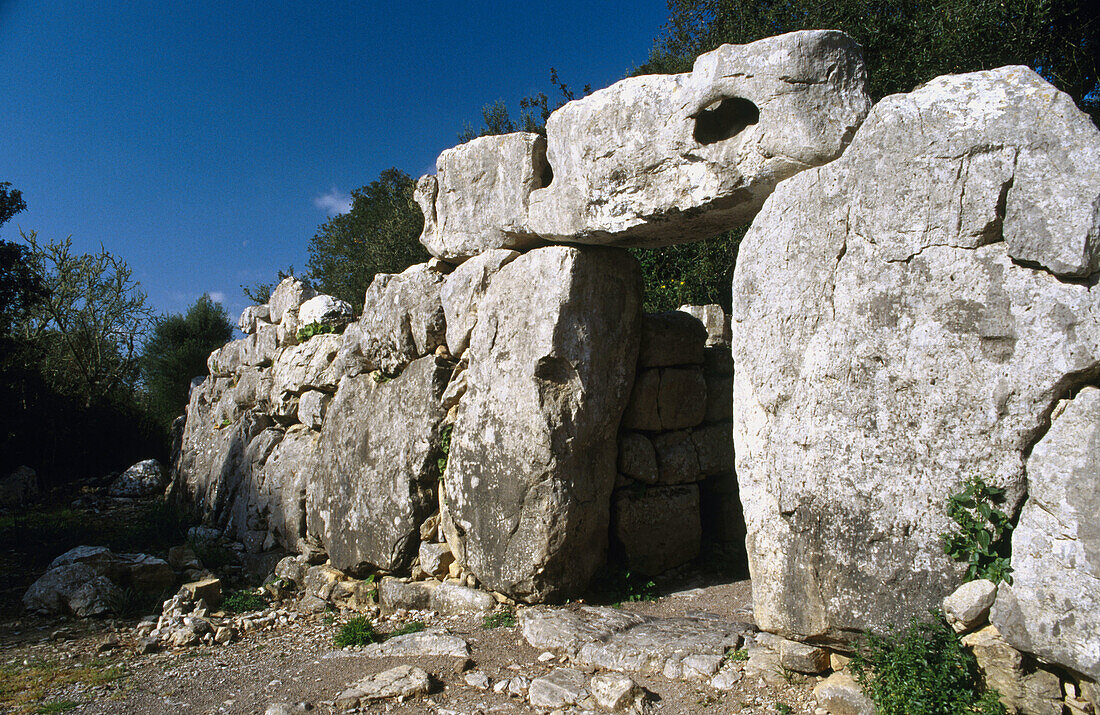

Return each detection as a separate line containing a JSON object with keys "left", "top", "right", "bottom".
{"left": 614, "top": 306, "right": 741, "bottom": 576}
{"left": 174, "top": 28, "right": 1100, "bottom": 703}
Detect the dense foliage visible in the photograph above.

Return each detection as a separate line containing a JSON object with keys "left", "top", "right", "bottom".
{"left": 639, "top": 0, "right": 1099, "bottom": 121}
{"left": 850, "top": 613, "right": 1007, "bottom": 715}
{"left": 141, "top": 295, "right": 233, "bottom": 430}
{"left": 306, "top": 169, "right": 427, "bottom": 312}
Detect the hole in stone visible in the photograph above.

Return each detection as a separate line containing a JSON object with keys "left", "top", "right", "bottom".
{"left": 693, "top": 97, "right": 759, "bottom": 145}
{"left": 538, "top": 158, "right": 554, "bottom": 189}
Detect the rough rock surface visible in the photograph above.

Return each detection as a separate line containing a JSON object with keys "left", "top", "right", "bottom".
{"left": 415, "top": 133, "right": 550, "bottom": 260}
{"left": 440, "top": 248, "right": 520, "bottom": 357}
{"left": 732, "top": 66, "right": 1100, "bottom": 645}
{"left": 308, "top": 355, "right": 450, "bottom": 572}
{"left": 296, "top": 294, "right": 353, "bottom": 329}
{"left": 441, "top": 246, "right": 641, "bottom": 601}
{"left": 24, "top": 547, "right": 175, "bottom": 616}
{"left": 107, "top": 459, "right": 168, "bottom": 498}
{"left": 991, "top": 387, "right": 1100, "bottom": 680}
{"left": 335, "top": 665, "right": 432, "bottom": 706}
{"left": 268, "top": 277, "right": 317, "bottom": 325}
{"left": 521, "top": 606, "right": 748, "bottom": 679}
{"left": 943, "top": 579, "right": 998, "bottom": 634}
{"left": 333, "top": 263, "right": 446, "bottom": 377}
{"left": 0, "top": 465, "right": 38, "bottom": 508}
{"left": 526, "top": 30, "right": 870, "bottom": 247}
{"left": 613, "top": 485, "right": 701, "bottom": 575}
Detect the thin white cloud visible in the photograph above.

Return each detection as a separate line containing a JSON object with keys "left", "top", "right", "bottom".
{"left": 314, "top": 187, "right": 352, "bottom": 215}
{"left": 208, "top": 291, "right": 226, "bottom": 303}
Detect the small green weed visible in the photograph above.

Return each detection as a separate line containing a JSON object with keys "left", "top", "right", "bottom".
{"left": 723, "top": 647, "right": 749, "bottom": 663}
{"left": 371, "top": 370, "right": 394, "bottom": 384}
{"left": 36, "top": 702, "right": 79, "bottom": 714}
{"left": 850, "top": 612, "right": 1007, "bottom": 715}
{"left": 296, "top": 321, "right": 336, "bottom": 342}
{"left": 389, "top": 621, "right": 425, "bottom": 637}
{"left": 482, "top": 611, "right": 516, "bottom": 629}
{"left": 941, "top": 476, "right": 1014, "bottom": 584}
{"left": 436, "top": 423, "right": 453, "bottom": 478}
{"left": 333, "top": 616, "right": 382, "bottom": 647}
{"left": 215, "top": 418, "right": 231, "bottom": 429}
{"left": 775, "top": 704, "right": 793, "bottom": 715}
{"left": 222, "top": 589, "right": 268, "bottom": 613}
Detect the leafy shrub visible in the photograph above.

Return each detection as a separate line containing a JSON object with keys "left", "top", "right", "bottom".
{"left": 295, "top": 321, "right": 336, "bottom": 342}
{"left": 941, "top": 476, "right": 1014, "bottom": 584}
{"left": 482, "top": 611, "right": 516, "bottom": 629}
{"left": 333, "top": 616, "right": 382, "bottom": 647}
{"left": 850, "top": 613, "right": 1007, "bottom": 715}
{"left": 221, "top": 589, "right": 268, "bottom": 613}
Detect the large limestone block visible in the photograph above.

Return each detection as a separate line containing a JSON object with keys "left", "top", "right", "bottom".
{"left": 732, "top": 66, "right": 1100, "bottom": 645}
{"left": 991, "top": 388, "right": 1100, "bottom": 680}
{"left": 268, "top": 277, "right": 316, "bottom": 324}
{"left": 270, "top": 333, "right": 341, "bottom": 398}
{"left": 415, "top": 133, "right": 550, "bottom": 260}
{"left": 174, "top": 376, "right": 275, "bottom": 527}
{"left": 440, "top": 248, "right": 520, "bottom": 357}
{"left": 333, "top": 262, "right": 446, "bottom": 377}
{"left": 442, "top": 246, "right": 642, "bottom": 601}
{"left": 527, "top": 30, "right": 870, "bottom": 247}
{"left": 308, "top": 355, "right": 450, "bottom": 573}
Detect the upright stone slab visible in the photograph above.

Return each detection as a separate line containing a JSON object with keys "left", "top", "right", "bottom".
{"left": 526, "top": 30, "right": 870, "bottom": 247}
{"left": 308, "top": 355, "right": 450, "bottom": 573}
{"left": 991, "top": 388, "right": 1100, "bottom": 681}
{"left": 732, "top": 66, "right": 1100, "bottom": 645}
{"left": 442, "top": 246, "right": 642, "bottom": 601}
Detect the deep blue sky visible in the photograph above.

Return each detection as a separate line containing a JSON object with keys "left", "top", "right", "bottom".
{"left": 0, "top": 1, "right": 669, "bottom": 322}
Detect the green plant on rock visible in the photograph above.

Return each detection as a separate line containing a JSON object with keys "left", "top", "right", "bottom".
{"left": 941, "top": 476, "right": 1014, "bottom": 584}
{"left": 850, "top": 612, "right": 1007, "bottom": 715}
{"left": 334, "top": 616, "right": 382, "bottom": 647}
{"left": 295, "top": 321, "right": 336, "bottom": 342}
{"left": 482, "top": 611, "right": 516, "bottom": 629}
{"left": 436, "top": 423, "right": 453, "bottom": 478}
{"left": 222, "top": 589, "right": 268, "bottom": 613}
{"left": 723, "top": 647, "right": 749, "bottom": 664}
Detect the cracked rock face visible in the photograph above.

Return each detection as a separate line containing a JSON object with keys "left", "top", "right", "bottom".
{"left": 526, "top": 30, "right": 870, "bottom": 247}
{"left": 441, "top": 246, "right": 642, "bottom": 602}
{"left": 732, "top": 66, "right": 1100, "bottom": 646}
{"left": 991, "top": 387, "right": 1100, "bottom": 680}
{"left": 415, "top": 133, "right": 550, "bottom": 261}
{"left": 308, "top": 355, "right": 450, "bottom": 573}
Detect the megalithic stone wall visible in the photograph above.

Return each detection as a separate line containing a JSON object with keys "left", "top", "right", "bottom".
{"left": 173, "top": 27, "right": 1098, "bottom": 693}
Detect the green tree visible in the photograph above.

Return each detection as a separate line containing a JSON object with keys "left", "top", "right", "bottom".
{"left": 141, "top": 295, "right": 233, "bottom": 428}
{"left": 0, "top": 183, "right": 46, "bottom": 333}
{"left": 1, "top": 182, "right": 27, "bottom": 228}
{"left": 306, "top": 169, "right": 427, "bottom": 312}
{"left": 638, "top": 0, "right": 1099, "bottom": 120}
{"left": 16, "top": 230, "right": 156, "bottom": 407}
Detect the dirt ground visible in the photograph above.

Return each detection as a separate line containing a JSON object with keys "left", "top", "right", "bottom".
{"left": 0, "top": 577, "right": 828, "bottom": 715}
